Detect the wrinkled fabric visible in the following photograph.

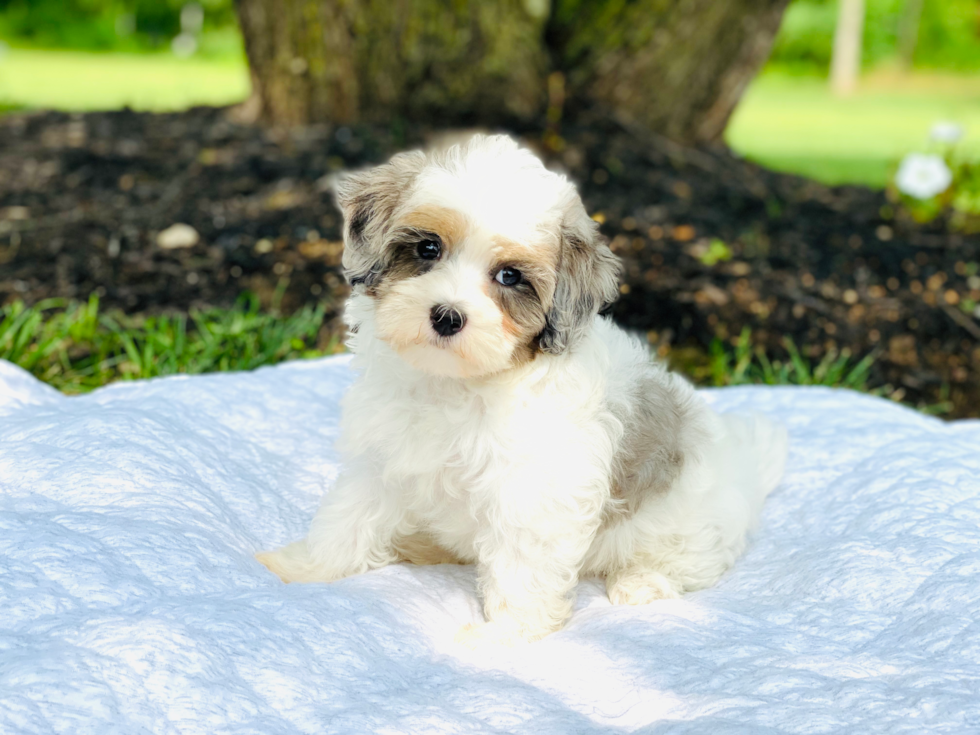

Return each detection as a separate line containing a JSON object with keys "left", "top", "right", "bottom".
{"left": 1, "top": 356, "right": 978, "bottom": 734}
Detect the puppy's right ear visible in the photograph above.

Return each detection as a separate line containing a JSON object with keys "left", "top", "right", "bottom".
{"left": 333, "top": 151, "right": 426, "bottom": 287}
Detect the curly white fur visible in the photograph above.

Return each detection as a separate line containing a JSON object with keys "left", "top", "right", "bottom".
{"left": 257, "top": 135, "right": 788, "bottom": 648}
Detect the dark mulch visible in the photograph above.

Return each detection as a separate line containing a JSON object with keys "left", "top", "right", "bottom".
{"left": 1, "top": 107, "right": 978, "bottom": 417}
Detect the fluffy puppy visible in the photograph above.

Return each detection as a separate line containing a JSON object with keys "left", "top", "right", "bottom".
{"left": 257, "top": 135, "right": 788, "bottom": 648}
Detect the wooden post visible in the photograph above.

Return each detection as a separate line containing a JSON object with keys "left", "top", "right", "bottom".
{"left": 830, "top": 0, "right": 865, "bottom": 96}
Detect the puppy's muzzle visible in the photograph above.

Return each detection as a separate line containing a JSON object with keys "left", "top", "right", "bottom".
{"left": 430, "top": 305, "right": 466, "bottom": 337}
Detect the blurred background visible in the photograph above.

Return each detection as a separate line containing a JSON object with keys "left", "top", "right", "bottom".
{"left": 1, "top": 0, "right": 978, "bottom": 417}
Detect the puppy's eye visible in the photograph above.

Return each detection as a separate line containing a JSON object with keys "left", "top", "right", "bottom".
{"left": 494, "top": 267, "right": 522, "bottom": 287}
{"left": 416, "top": 240, "right": 441, "bottom": 260}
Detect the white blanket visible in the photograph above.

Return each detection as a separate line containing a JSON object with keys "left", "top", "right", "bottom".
{"left": 2, "top": 356, "right": 979, "bottom": 734}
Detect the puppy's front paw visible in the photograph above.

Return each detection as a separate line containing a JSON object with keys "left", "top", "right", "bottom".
{"left": 606, "top": 569, "right": 680, "bottom": 605}
{"left": 454, "top": 622, "right": 526, "bottom": 651}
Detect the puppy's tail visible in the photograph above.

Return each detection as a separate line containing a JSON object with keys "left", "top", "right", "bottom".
{"left": 718, "top": 412, "right": 789, "bottom": 516}
{"left": 256, "top": 539, "right": 331, "bottom": 584}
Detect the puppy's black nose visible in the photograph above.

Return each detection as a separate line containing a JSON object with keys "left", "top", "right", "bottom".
{"left": 430, "top": 305, "right": 466, "bottom": 337}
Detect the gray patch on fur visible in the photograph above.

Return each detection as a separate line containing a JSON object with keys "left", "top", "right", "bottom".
{"left": 333, "top": 151, "right": 427, "bottom": 286}
{"left": 487, "top": 268, "right": 548, "bottom": 365}
{"left": 603, "top": 366, "right": 712, "bottom": 526}
{"left": 538, "top": 205, "right": 622, "bottom": 355}
{"left": 364, "top": 228, "right": 443, "bottom": 297}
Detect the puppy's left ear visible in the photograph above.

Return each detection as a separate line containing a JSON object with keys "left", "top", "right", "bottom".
{"left": 333, "top": 151, "right": 426, "bottom": 286}
{"left": 538, "top": 204, "right": 622, "bottom": 354}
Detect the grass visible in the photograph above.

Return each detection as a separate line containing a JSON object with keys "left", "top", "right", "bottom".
{"left": 0, "top": 46, "right": 250, "bottom": 112}
{"left": 2, "top": 296, "right": 881, "bottom": 399}
{"left": 0, "top": 295, "right": 342, "bottom": 393}
{"left": 685, "top": 327, "right": 877, "bottom": 391}
{"left": 672, "top": 328, "right": 958, "bottom": 415}
{"left": 726, "top": 69, "right": 980, "bottom": 187}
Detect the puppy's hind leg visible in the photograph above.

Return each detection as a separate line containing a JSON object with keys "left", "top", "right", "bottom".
{"left": 255, "top": 539, "right": 325, "bottom": 584}
{"left": 605, "top": 522, "right": 745, "bottom": 605}
{"left": 605, "top": 565, "right": 681, "bottom": 606}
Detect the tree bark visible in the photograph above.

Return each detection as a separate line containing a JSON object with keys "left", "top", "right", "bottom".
{"left": 548, "top": 0, "right": 791, "bottom": 143}
{"left": 235, "top": 0, "right": 790, "bottom": 144}
{"left": 235, "top": 0, "right": 548, "bottom": 127}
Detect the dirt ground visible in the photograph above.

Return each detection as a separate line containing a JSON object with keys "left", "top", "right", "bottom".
{"left": 1, "top": 107, "right": 978, "bottom": 417}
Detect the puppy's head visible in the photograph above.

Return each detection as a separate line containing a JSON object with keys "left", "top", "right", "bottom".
{"left": 335, "top": 135, "right": 620, "bottom": 378}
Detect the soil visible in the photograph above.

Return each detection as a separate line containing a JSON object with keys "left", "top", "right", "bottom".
{"left": 1, "top": 107, "right": 978, "bottom": 417}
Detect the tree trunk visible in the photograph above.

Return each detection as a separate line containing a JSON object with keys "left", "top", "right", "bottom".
{"left": 235, "top": 0, "right": 548, "bottom": 127}
{"left": 547, "top": 0, "right": 791, "bottom": 143}
{"left": 235, "top": 0, "right": 790, "bottom": 144}
{"left": 830, "top": 0, "right": 865, "bottom": 96}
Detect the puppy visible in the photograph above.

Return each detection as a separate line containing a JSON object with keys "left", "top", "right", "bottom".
{"left": 257, "top": 135, "right": 788, "bottom": 648}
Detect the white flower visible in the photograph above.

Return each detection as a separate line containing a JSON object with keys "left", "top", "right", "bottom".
{"left": 171, "top": 33, "right": 198, "bottom": 58}
{"left": 895, "top": 153, "right": 952, "bottom": 200}
{"left": 929, "top": 121, "right": 964, "bottom": 144}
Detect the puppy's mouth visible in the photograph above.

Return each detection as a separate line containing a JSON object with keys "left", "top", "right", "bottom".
{"left": 373, "top": 297, "right": 512, "bottom": 378}
{"left": 388, "top": 327, "right": 479, "bottom": 378}
{"left": 425, "top": 329, "right": 471, "bottom": 359}
{"left": 403, "top": 324, "right": 462, "bottom": 349}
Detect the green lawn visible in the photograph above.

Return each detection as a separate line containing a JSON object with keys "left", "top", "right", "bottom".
{"left": 0, "top": 47, "right": 250, "bottom": 112}
{"left": 2, "top": 48, "right": 980, "bottom": 187}
{"left": 726, "top": 70, "right": 980, "bottom": 186}
{"left": 0, "top": 296, "right": 341, "bottom": 393}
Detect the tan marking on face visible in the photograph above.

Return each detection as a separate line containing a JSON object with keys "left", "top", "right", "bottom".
{"left": 501, "top": 313, "right": 521, "bottom": 339}
{"left": 401, "top": 205, "right": 470, "bottom": 248}
{"left": 482, "top": 235, "right": 559, "bottom": 369}
{"left": 365, "top": 206, "right": 468, "bottom": 299}
{"left": 491, "top": 235, "right": 559, "bottom": 271}
{"left": 491, "top": 235, "right": 559, "bottom": 310}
